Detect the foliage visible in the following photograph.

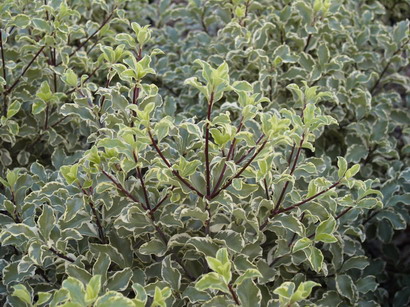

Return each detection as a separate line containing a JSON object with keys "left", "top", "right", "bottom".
{"left": 0, "top": 0, "right": 409, "bottom": 306}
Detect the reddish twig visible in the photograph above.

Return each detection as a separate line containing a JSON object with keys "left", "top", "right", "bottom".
{"left": 148, "top": 129, "right": 204, "bottom": 198}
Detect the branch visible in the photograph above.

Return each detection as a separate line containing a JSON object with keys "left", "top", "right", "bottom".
{"left": 263, "top": 178, "right": 270, "bottom": 200}
{"left": 275, "top": 181, "right": 340, "bottom": 215}
{"left": 79, "top": 186, "right": 107, "bottom": 244}
{"left": 148, "top": 129, "right": 204, "bottom": 198}
{"left": 133, "top": 151, "right": 151, "bottom": 210}
{"left": 151, "top": 187, "right": 175, "bottom": 213}
{"left": 272, "top": 134, "right": 305, "bottom": 213}
{"left": 5, "top": 45, "right": 45, "bottom": 95}
{"left": 66, "top": 63, "right": 101, "bottom": 96}
{"left": 228, "top": 284, "right": 241, "bottom": 305}
{"left": 0, "top": 29, "right": 6, "bottom": 82}
{"left": 101, "top": 170, "right": 147, "bottom": 210}
{"left": 370, "top": 38, "right": 410, "bottom": 94}
{"left": 205, "top": 92, "right": 214, "bottom": 196}
{"left": 235, "top": 133, "right": 264, "bottom": 164}
{"left": 55, "top": 8, "right": 116, "bottom": 66}
{"left": 211, "top": 139, "right": 268, "bottom": 198}
{"left": 49, "top": 247, "right": 75, "bottom": 263}
{"left": 67, "top": 9, "right": 116, "bottom": 62}
{"left": 211, "top": 120, "right": 243, "bottom": 196}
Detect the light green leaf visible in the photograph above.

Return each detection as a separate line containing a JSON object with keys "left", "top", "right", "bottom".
{"left": 62, "top": 277, "right": 86, "bottom": 305}
{"left": 234, "top": 269, "right": 262, "bottom": 285}
{"left": 12, "top": 284, "right": 32, "bottom": 305}
{"left": 195, "top": 272, "right": 229, "bottom": 293}
{"left": 7, "top": 100, "right": 21, "bottom": 118}
{"left": 85, "top": 275, "right": 101, "bottom": 303}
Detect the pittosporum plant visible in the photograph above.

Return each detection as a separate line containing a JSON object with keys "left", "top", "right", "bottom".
{"left": 0, "top": 0, "right": 408, "bottom": 306}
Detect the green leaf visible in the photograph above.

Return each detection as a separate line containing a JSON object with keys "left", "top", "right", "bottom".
{"left": 94, "top": 292, "right": 134, "bottom": 307}
{"left": 307, "top": 246, "right": 324, "bottom": 273}
{"left": 346, "top": 144, "right": 368, "bottom": 163}
{"left": 12, "top": 14, "right": 30, "bottom": 27}
{"left": 32, "top": 18, "right": 51, "bottom": 32}
{"left": 337, "top": 157, "right": 347, "bottom": 179}
{"left": 273, "top": 281, "right": 295, "bottom": 305}
{"left": 237, "top": 279, "right": 261, "bottom": 307}
{"left": 356, "top": 276, "right": 378, "bottom": 294}
{"left": 315, "top": 217, "right": 336, "bottom": 238}
{"left": 106, "top": 268, "right": 132, "bottom": 291}
{"left": 62, "top": 69, "right": 78, "bottom": 87}
{"left": 161, "top": 256, "right": 181, "bottom": 290}
{"left": 12, "top": 284, "right": 32, "bottom": 305}
{"left": 315, "top": 233, "right": 338, "bottom": 243}
{"left": 36, "top": 292, "right": 52, "bottom": 305}
{"left": 293, "top": 237, "right": 312, "bottom": 252}
{"left": 345, "top": 164, "right": 360, "bottom": 179}
{"left": 132, "top": 283, "right": 147, "bottom": 305}
{"left": 273, "top": 215, "right": 305, "bottom": 236}
{"left": 341, "top": 256, "right": 369, "bottom": 272}
{"left": 38, "top": 205, "right": 55, "bottom": 241}
{"left": 7, "top": 100, "right": 21, "bottom": 118}
{"left": 32, "top": 100, "right": 47, "bottom": 115}
{"left": 335, "top": 274, "right": 356, "bottom": 303}
{"left": 295, "top": 1, "right": 314, "bottom": 24}
{"left": 393, "top": 20, "right": 409, "bottom": 45}
{"left": 36, "top": 81, "right": 53, "bottom": 102}
{"left": 62, "top": 277, "right": 86, "bottom": 305}
{"left": 232, "top": 81, "right": 253, "bottom": 92}
{"left": 139, "top": 239, "right": 167, "bottom": 257}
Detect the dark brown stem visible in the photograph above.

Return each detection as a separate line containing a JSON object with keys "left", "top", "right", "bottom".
{"left": 148, "top": 129, "right": 204, "bottom": 197}
{"left": 205, "top": 92, "right": 214, "bottom": 196}
{"left": 89, "top": 200, "right": 106, "bottom": 244}
{"left": 132, "top": 84, "right": 140, "bottom": 105}
{"left": 0, "top": 29, "right": 6, "bottom": 82}
{"left": 335, "top": 206, "right": 352, "bottom": 220}
{"left": 200, "top": 1, "right": 210, "bottom": 35}
{"left": 235, "top": 134, "right": 264, "bottom": 164}
{"left": 370, "top": 38, "right": 410, "bottom": 94}
{"left": 211, "top": 139, "right": 268, "bottom": 198}
{"left": 228, "top": 284, "right": 241, "bottom": 305}
{"left": 50, "top": 115, "right": 69, "bottom": 128}
{"left": 275, "top": 181, "right": 340, "bottom": 215}
{"left": 174, "top": 257, "right": 196, "bottom": 281}
{"left": 101, "top": 170, "right": 147, "bottom": 210}
{"left": 151, "top": 187, "right": 174, "bottom": 214}
{"left": 5, "top": 45, "right": 45, "bottom": 95}
{"left": 263, "top": 178, "right": 270, "bottom": 200}
{"left": 288, "top": 212, "right": 305, "bottom": 247}
{"left": 211, "top": 120, "right": 243, "bottom": 195}
{"left": 303, "top": 34, "right": 312, "bottom": 52}
{"left": 287, "top": 144, "right": 295, "bottom": 165}
{"left": 79, "top": 185, "right": 107, "bottom": 244}
{"left": 49, "top": 247, "right": 75, "bottom": 263}
{"left": 363, "top": 210, "right": 380, "bottom": 225}
{"left": 66, "top": 64, "right": 101, "bottom": 96}
{"left": 59, "top": 9, "right": 116, "bottom": 65}
{"left": 0, "top": 28, "right": 6, "bottom": 117}
{"left": 133, "top": 151, "right": 151, "bottom": 210}
{"left": 44, "top": 104, "right": 49, "bottom": 130}
{"left": 261, "top": 181, "right": 340, "bottom": 230}
{"left": 272, "top": 134, "right": 305, "bottom": 213}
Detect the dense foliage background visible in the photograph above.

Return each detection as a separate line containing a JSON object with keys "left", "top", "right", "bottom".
{"left": 0, "top": 0, "right": 409, "bottom": 306}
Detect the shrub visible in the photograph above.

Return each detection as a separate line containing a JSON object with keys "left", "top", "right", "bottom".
{"left": 0, "top": 0, "right": 409, "bottom": 306}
